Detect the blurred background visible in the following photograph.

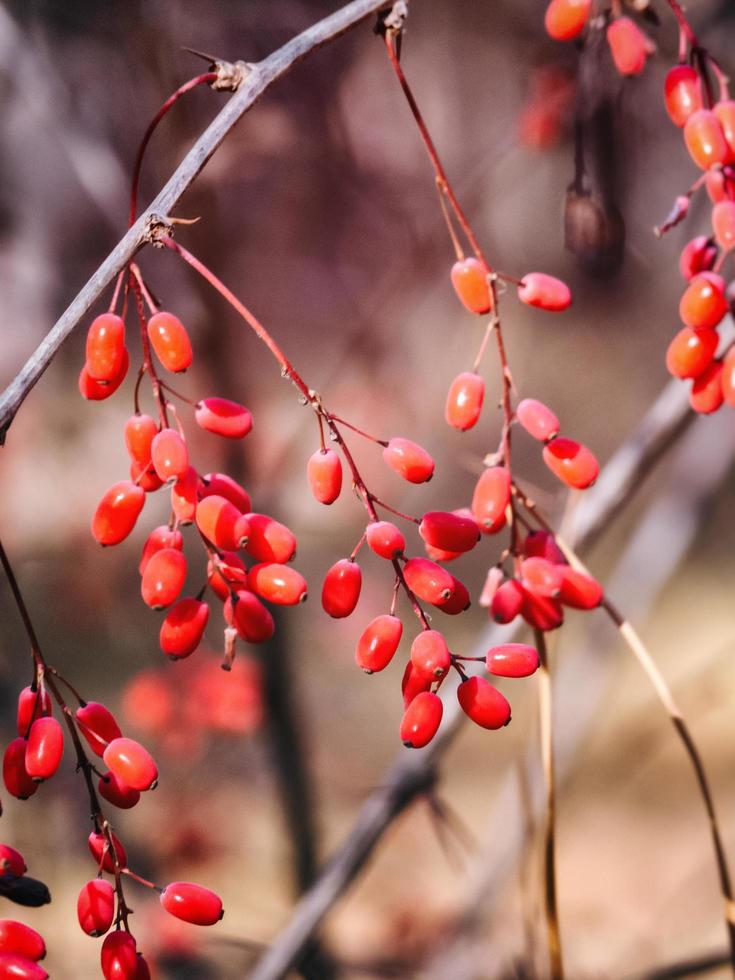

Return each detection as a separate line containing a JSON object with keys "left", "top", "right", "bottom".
{"left": 1, "top": 0, "right": 735, "bottom": 976}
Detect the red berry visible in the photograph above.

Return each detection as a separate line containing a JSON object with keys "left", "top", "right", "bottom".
{"left": 133, "top": 955, "right": 151, "bottom": 980}
{"left": 490, "top": 578, "right": 525, "bottom": 624}
{"left": 2, "top": 739, "right": 37, "bottom": 800}
{"left": 129, "top": 459, "right": 163, "bottom": 493}
{"left": 16, "top": 687, "right": 51, "bottom": 739}
{"left": 712, "top": 200, "right": 735, "bottom": 249}
{"left": 722, "top": 348, "right": 735, "bottom": 405}
{"left": 522, "top": 589, "right": 565, "bottom": 631}
{"left": 98, "top": 771, "right": 141, "bottom": 810}
{"left": 457, "top": 677, "right": 511, "bottom": 729}
{"left": 400, "top": 691, "right": 443, "bottom": 748}
{"left": 101, "top": 930, "right": 138, "bottom": 980}
{"left": 680, "top": 273, "right": 728, "bottom": 330}
{"left": 147, "top": 311, "right": 193, "bottom": 373}
{"left": 207, "top": 552, "right": 248, "bottom": 601}
{"left": 355, "top": 615, "right": 403, "bottom": 673}
{"left": 665, "top": 326, "right": 718, "bottom": 379}
{"left": 486, "top": 643, "right": 539, "bottom": 678}
{"left": 79, "top": 348, "right": 129, "bottom": 401}
{"left": 307, "top": 449, "right": 343, "bottom": 505}
{"left": 322, "top": 559, "right": 362, "bottom": 618}
{"left": 523, "top": 529, "right": 566, "bottom": 564}
{"left": 103, "top": 738, "right": 157, "bottom": 792}
{"left": 91, "top": 481, "right": 145, "bottom": 546}
{"left": 714, "top": 100, "right": 735, "bottom": 161}
{"left": 0, "top": 954, "right": 48, "bottom": 979}
{"left": 419, "top": 511, "right": 479, "bottom": 553}
{"left": 160, "top": 881, "right": 223, "bottom": 926}
{"left": 225, "top": 590, "right": 275, "bottom": 644}
{"left": 444, "top": 372, "right": 485, "bottom": 430}
{"left": 244, "top": 514, "right": 296, "bottom": 564}
{"left": 471, "top": 466, "right": 511, "bottom": 533}
{"left": 195, "top": 495, "right": 247, "bottom": 552}
{"left": 664, "top": 65, "right": 703, "bottom": 127}
{"left": 88, "top": 831, "right": 127, "bottom": 873}
{"left": 76, "top": 702, "right": 122, "bottom": 757}
{"left": 544, "top": 0, "right": 591, "bottom": 41}
{"left": 517, "top": 273, "right": 571, "bottom": 311}
{"left": 516, "top": 398, "right": 560, "bottom": 441}
{"left": 366, "top": 521, "right": 405, "bottom": 559}
{"left": 542, "top": 437, "right": 599, "bottom": 489}
{"left": 402, "top": 557, "right": 454, "bottom": 606}
{"left": 86, "top": 313, "right": 126, "bottom": 382}
{"left": 248, "top": 563, "right": 308, "bottom": 605}
{"left": 150, "top": 428, "right": 189, "bottom": 483}
{"left": 679, "top": 236, "right": 718, "bottom": 280}
{"left": 558, "top": 566, "right": 603, "bottom": 609}
{"left": 195, "top": 398, "right": 253, "bottom": 439}
{"left": 401, "top": 661, "right": 433, "bottom": 707}
{"left": 24, "top": 717, "right": 64, "bottom": 782}
{"left": 410, "top": 630, "right": 450, "bottom": 681}
{"left": 435, "top": 574, "right": 471, "bottom": 615}
{"left": 171, "top": 467, "right": 199, "bottom": 525}
{"left": 160, "top": 598, "right": 210, "bottom": 658}
{"left": 520, "top": 556, "right": 564, "bottom": 597}
{"left": 606, "top": 17, "right": 651, "bottom": 76}
{"left": 0, "top": 920, "right": 46, "bottom": 961}
{"left": 140, "top": 526, "right": 184, "bottom": 578}
{"left": 382, "top": 437, "right": 435, "bottom": 484}
{"left": 201, "top": 473, "right": 251, "bottom": 514}
{"left": 77, "top": 879, "right": 115, "bottom": 937}
{"left": 684, "top": 110, "right": 729, "bottom": 170}
{"left": 140, "top": 547, "right": 187, "bottom": 609}
{"left": 0, "top": 847, "right": 26, "bottom": 879}
{"left": 706, "top": 169, "right": 735, "bottom": 203}
{"left": 450, "top": 258, "right": 492, "bottom": 315}
{"left": 690, "top": 359, "right": 724, "bottom": 414}
{"left": 123, "top": 414, "right": 158, "bottom": 466}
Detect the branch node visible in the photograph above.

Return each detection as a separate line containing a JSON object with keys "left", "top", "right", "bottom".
{"left": 143, "top": 213, "right": 174, "bottom": 247}
{"left": 376, "top": 1, "right": 409, "bottom": 36}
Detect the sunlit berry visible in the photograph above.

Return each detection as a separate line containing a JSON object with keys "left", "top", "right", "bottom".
{"left": 706, "top": 169, "right": 735, "bottom": 203}
{"left": 410, "top": 630, "right": 450, "bottom": 681}
{"left": 520, "top": 556, "right": 564, "bottom": 597}
{"left": 471, "top": 466, "right": 511, "bottom": 533}
{"left": 129, "top": 459, "right": 163, "bottom": 493}
{"left": 690, "top": 359, "right": 724, "bottom": 414}
{"left": 558, "top": 566, "right": 603, "bottom": 609}
{"left": 665, "top": 326, "right": 718, "bottom": 379}
{"left": 522, "top": 589, "right": 565, "bottom": 631}
{"left": 517, "top": 273, "right": 571, "bottom": 311}
{"left": 714, "top": 100, "right": 735, "bottom": 161}
{"left": 516, "top": 398, "right": 560, "bottom": 441}
{"left": 679, "top": 236, "right": 718, "bottom": 280}
{"left": 85, "top": 313, "right": 126, "bottom": 382}
{"left": 76, "top": 702, "right": 122, "bottom": 757}
{"left": 139, "top": 526, "right": 182, "bottom": 577}
{"left": 160, "top": 882, "right": 224, "bottom": 926}
{"left": 403, "top": 557, "right": 454, "bottom": 606}
{"left": 486, "top": 643, "right": 539, "bottom": 678}
{"left": 542, "top": 437, "right": 598, "bottom": 489}
{"left": 419, "top": 511, "right": 479, "bottom": 553}
{"left": 150, "top": 428, "right": 188, "bottom": 483}
{"left": 195, "top": 398, "right": 253, "bottom": 439}
{"left": 77, "top": 879, "right": 115, "bottom": 937}
{"left": 78, "top": 348, "right": 129, "bottom": 401}
{"left": 712, "top": 200, "right": 735, "bottom": 249}
{"left": 457, "top": 677, "right": 511, "bottom": 729}
{"left": 100, "top": 930, "right": 137, "bottom": 980}
{"left": 91, "top": 481, "right": 145, "bottom": 546}
{"left": 160, "top": 598, "right": 210, "bottom": 658}
{"left": 123, "top": 414, "right": 158, "bottom": 466}
{"left": 606, "top": 17, "right": 651, "bottom": 76}
{"left": 207, "top": 552, "right": 248, "bottom": 600}
{"left": 544, "top": 0, "right": 591, "bottom": 41}
{"left": 244, "top": 514, "right": 296, "bottom": 564}
{"left": 147, "top": 311, "right": 193, "bottom": 372}
{"left": 679, "top": 272, "right": 727, "bottom": 329}
{"left": 248, "top": 563, "right": 308, "bottom": 605}
{"left": 450, "top": 257, "right": 492, "bottom": 315}
{"left": 400, "top": 691, "right": 443, "bottom": 748}
{"left": 490, "top": 578, "right": 525, "bottom": 624}
{"left": 0, "top": 953, "right": 48, "bottom": 979}
{"left": 98, "top": 771, "right": 140, "bottom": 810}
{"left": 16, "top": 687, "right": 51, "bottom": 739}
{"left": 0, "top": 920, "right": 46, "bottom": 962}
{"left": 382, "top": 437, "right": 435, "bottom": 484}
{"left": 169, "top": 466, "right": 199, "bottom": 525}
{"left": 307, "top": 449, "right": 343, "bottom": 505}
{"left": 103, "top": 738, "right": 157, "bottom": 792}
{"left": 435, "top": 574, "right": 471, "bottom": 615}
{"left": 322, "top": 559, "right": 362, "bottom": 618}
{"left": 201, "top": 473, "right": 251, "bottom": 514}
{"left": 355, "top": 615, "right": 403, "bottom": 673}
{"left": 366, "top": 521, "right": 405, "bottom": 559}
{"left": 24, "top": 717, "right": 63, "bottom": 782}
{"left": 88, "top": 831, "right": 127, "bottom": 874}
{"left": 664, "top": 65, "right": 702, "bottom": 127}
{"left": 3, "top": 739, "right": 37, "bottom": 800}
{"left": 684, "top": 110, "right": 729, "bottom": 170}
{"left": 0, "top": 847, "right": 26, "bottom": 879}
{"left": 225, "top": 590, "right": 275, "bottom": 643}
{"left": 195, "top": 495, "right": 247, "bottom": 552}
{"left": 140, "top": 548, "right": 187, "bottom": 609}
{"left": 444, "top": 372, "right": 485, "bottom": 430}
{"left": 722, "top": 348, "right": 735, "bottom": 406}
{"left": 401, "top": 661, "right": 433, "bottom": 706}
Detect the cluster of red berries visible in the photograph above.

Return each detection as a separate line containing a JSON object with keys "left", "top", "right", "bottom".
{"left": 0, "top": 846, "right": 49, "bottom": 980}
{"left": 544, "top": 0, "right": 655, "bottom": 77}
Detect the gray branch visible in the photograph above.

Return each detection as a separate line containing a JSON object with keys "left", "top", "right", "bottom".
{"left": 0, "top": 0, "right": 397, "bottom": 444}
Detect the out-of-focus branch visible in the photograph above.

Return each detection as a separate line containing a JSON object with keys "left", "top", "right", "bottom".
{"left": 0, "top": 0, "right": 402, "bottom": 444}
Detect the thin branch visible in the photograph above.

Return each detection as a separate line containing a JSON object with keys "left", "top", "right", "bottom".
{"left": 0, "top": 0, "right": 403, "bottom": 444}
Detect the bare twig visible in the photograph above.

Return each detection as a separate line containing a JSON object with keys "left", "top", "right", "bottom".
{"left": 0, "top": 0, "right": 404, "bottom": 444}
